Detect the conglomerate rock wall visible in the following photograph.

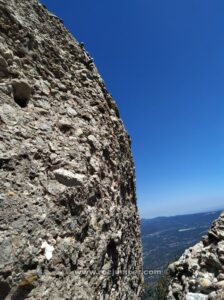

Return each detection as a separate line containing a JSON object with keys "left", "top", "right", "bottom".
{"left": 168, "top": 213, "right": 224, "bottom": 300}
{"left": 0, "top": 0, "right": 143, "bottom": 299}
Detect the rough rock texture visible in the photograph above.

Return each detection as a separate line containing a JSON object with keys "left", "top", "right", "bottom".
{"left": 168, "top": 212, "right": 224, "bottom": 300}
{"left": 0, "top": 0, "right": 143, "bottom": 299}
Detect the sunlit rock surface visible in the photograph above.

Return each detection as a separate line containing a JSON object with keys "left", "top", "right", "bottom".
{"left": 0, "top": 0, "right": 143, "bottom": 299}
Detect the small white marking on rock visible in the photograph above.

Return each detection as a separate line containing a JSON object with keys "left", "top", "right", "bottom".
{"left": 41, "top": 241, "right": 54, "bottom": 261}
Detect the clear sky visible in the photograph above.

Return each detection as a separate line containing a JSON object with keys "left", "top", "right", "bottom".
{"left": 40, "top": 0, "right": 224, "bottom": 218}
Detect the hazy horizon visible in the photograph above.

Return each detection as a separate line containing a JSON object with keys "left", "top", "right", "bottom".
{"left": 141, "top": 206, "right": 224, "bottom": 219}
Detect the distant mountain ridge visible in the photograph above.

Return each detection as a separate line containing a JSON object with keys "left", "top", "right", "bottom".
{"left": 141, "top": 211, "right": 222, "bottom": 234}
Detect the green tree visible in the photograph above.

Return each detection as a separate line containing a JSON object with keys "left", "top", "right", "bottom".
{"left": 143, "top": 271, "right": 170, "bottom": 300}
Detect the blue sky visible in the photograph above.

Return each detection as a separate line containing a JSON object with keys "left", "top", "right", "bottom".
{"left": 41, "top": 0, "right": 224, "bottom": 218}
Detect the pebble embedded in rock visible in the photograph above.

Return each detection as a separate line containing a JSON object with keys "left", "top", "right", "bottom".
{"left": 53, "top": 168, "right": 86, "bottom": 187}
{"left": 0, "top": 104, "right": 20, "bottom": 125}
{"left": 186, "top": 293, "right": 208, "bottom": 300}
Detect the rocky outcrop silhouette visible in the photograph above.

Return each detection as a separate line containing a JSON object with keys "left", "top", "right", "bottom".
{"left": 0, "top": 0, "right": 143, "bottom": 299}
{"left": 168, "top": 212, "right": 224, "bottom": 300}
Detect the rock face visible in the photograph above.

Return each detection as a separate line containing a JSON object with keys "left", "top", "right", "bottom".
{"left": 168, "top": 212, "right": 224, "bottom": 300}
{"left": 0, "top": 0, "right": 143, "bottom": 299}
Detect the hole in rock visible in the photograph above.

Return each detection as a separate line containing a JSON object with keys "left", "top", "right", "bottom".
{"left": 21, "top": 261, "right": 38, "bottom": 272}
{"left": 58, "top": 124, "right": 72, "bottom": 134}
{"left": 107, "top": 240, "right": 119, "bottom": 284}
{"left": 75, "top": 224, "right": 89, "bottom": 243}
{"left": 12, "top": 80, "right": 31, "bottom": 108}
{"left": 0, "top": 281, "right": 10, "bottom": 299}
{"left": 12, "top": 283, "right": 34, "bottom": 300}
{"left": 14, "top": 97, "right": 29, "bottom": 108}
